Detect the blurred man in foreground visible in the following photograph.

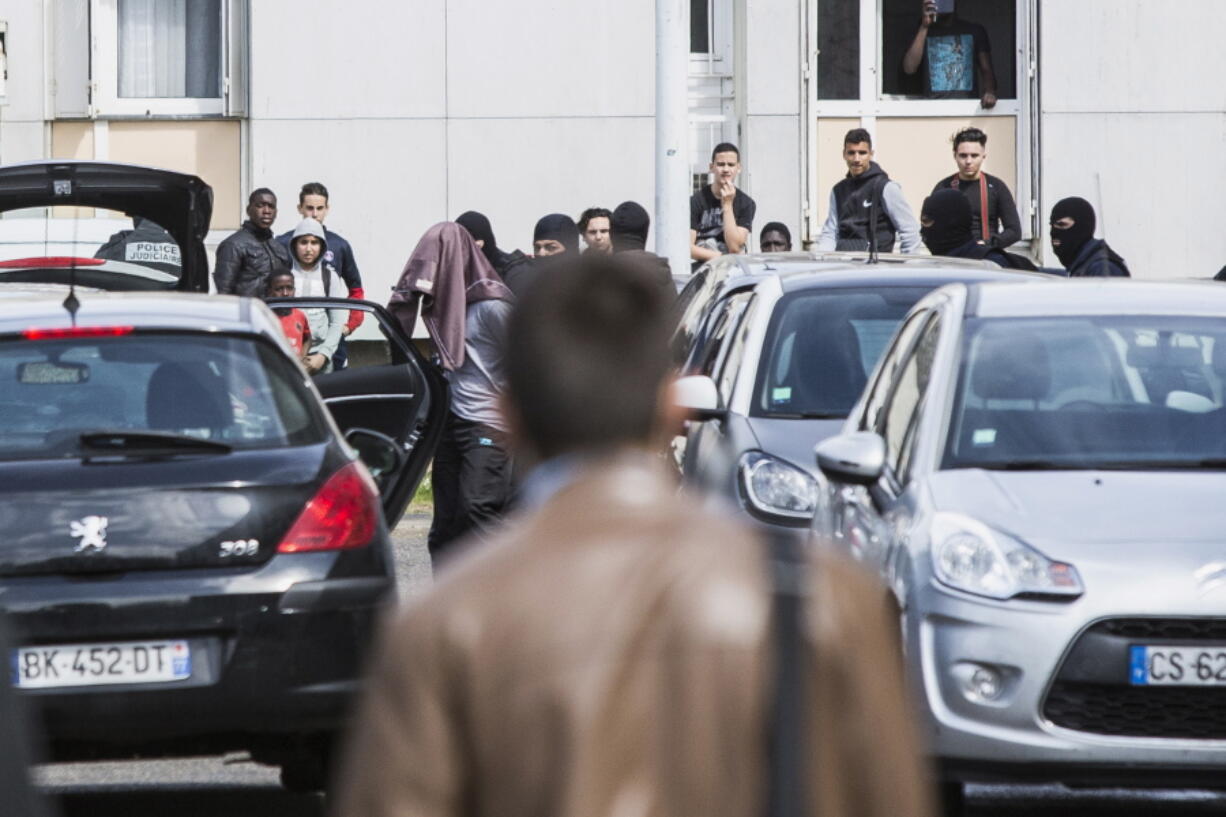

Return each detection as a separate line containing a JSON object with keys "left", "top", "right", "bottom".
{"left": 0, "top": 619, "right": 52, "bottom": 817}
{"left": 334, "top": 254, "right": 933, "bottom": 817}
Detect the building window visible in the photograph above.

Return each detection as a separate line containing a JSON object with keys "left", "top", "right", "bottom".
{"left": 881, "top": 0, "right": 1017, "bottom": 100}
{"left": 118, "top": 0, "right": 222, "bottom": 99}
{"left": 817, "top": 0, "right": 858, "bottom": 100}
{"left": 691, "top": 0, "right": 710, "bottom": 54}
{"left": 89, "top": 0, "right": 245, "bottom": 117}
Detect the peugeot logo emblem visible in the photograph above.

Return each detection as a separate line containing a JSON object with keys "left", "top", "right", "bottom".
{"left": 69, "top": 516, "right": 109, "bottom": 553}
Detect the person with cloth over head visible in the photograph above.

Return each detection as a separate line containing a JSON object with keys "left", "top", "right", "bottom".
{"left": 920, "top": 189, "right": 1035, "bottom": 270}
{"left": 609, "top": 200, "right": 673, "bottom": 290}
{"left": 1049, "top": 197, "right": 1130, "bottom": 277}
{"left": 334, "top": 251, "right": 934, "bottom": 817}
{"left": 388, "top": 222, "right": 516, "bottom": 561}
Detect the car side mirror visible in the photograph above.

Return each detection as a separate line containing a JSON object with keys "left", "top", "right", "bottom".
{"left": 814, "top": 431, "right": 885, "bottom": 486}
{"left": 345, "top": 427, "right": 405, "bottom": 482}
{"left": 673, "top": 375, "right": 726, "bottom": 421}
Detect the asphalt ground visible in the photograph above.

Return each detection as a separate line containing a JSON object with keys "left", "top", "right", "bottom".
{"left": 34, "top": 512, "right": 1226, "bottom": 816}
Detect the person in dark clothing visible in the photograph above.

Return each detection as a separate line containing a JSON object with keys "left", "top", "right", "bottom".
{"left": 1049, "top": 197, "right": 1130, "bottom": 277}
{"left": 389, "top": 223, "right": 516, "bottom": 562}
{"left": 931, "top": 127, "right": 1021, "bottom": 248}
{"left": 760, "top": 222, "right": 792, "bottom": 252}
{"left": 689, "top": 142, "right": 755, "bottom": 268}
{"left": 1215, "top": 266, "right": 1226, "bottom": 282}
{"left": 532, "top": 213, "right": 580, "bottom": 257}
{"left": 902, "top": 0, "right": 997, "bottom": 108}
{"left": 94, "top": 216, "right": 182, "bottom": 277}
{"left": 921, "top": 189, "right": 1035, "bottom": 270}
{"left": 276, "top": 182, "right": 365, "bottom": 368}
{"left": 578, "top": 207, "right": 613, "bottom": 255}
{"left": 609, "top": 200, "right": 673, "bottom": 291}
{"left": 816, "top": 128, "right": 920, "bottom": 254}
{"left": 456, "top": 210, "right": 531, "bottom": 280}
{"left": 213, "top": 188, "right": 292, "bottom": 296}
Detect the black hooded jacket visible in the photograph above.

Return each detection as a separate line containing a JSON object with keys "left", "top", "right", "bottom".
{"left": 1065, "top": 238, "right": 1130, "bottom": 277}
{"left": 832, "top": 162, "right": 898, "bottom": 252}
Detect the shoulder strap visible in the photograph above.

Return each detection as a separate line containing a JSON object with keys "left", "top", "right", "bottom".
{"left": 765, "top": 530, "right": 808, "bottom": 817}
{"left": 979, "top": 176, "right": 991, "bottom": 243}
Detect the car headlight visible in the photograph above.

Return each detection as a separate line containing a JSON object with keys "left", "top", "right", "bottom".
{"left": 739, "top": 451, "right": 817, "bottom": 522}
{"left": 930, "top": 512, "right": 1083, "bottom": 600}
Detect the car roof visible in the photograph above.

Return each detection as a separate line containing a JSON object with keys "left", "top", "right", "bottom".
{"left": 969, "top": 280, "right": 1226, "bottom": 319}
{"left": 692, "top": 251, "right": 1038, "bottom": 293}
{"left": 0, "top": 291, "right": 281, "bottom": 339}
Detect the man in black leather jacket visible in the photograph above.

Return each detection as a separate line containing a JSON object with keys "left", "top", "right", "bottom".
{"left": 213, "top": 188, "right": 292, "bottom": 295}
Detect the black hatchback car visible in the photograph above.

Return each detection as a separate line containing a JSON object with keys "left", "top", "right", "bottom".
{"left": 0, "top": 290, "right": 445, "bottom": 790}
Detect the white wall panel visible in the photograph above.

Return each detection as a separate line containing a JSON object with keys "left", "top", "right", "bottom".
{"left": 1040, "top": 112, "right": 1226, "bottom": 279}
{"left": 249, "top": 0, "right": 446, "bottom": 119}
{"left": 446, "top": 116, "right": 656, "bottom": 257}
{"left": 745, "top": 0, "right": 800, "bottom": 116}
{"left": 0, "top": 121, "right": 46, "bottom": 165}
{"left": 2, "top": 0, "right": 46, "bottom": 122}
{"left": 745, "top": 115, "right": 801, "bottom": 249}
{"left": 250, "top": 118, "right": 448, "bottom": 313}
{"left": 445, "top": 0, "right": 655, "bottom": 119}
{"left": 1041, "top": 0, "right": 1226, "bottom": 113}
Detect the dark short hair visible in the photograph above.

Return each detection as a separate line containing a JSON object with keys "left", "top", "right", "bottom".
{"left": 248, "top": 187, "right": 276, "bottom": 205}
{"left": 843, "top": 128, "right": 873, "bottom": 148}
{"left": 298, "top": 182, "right": 329, "bottom": 203}
{"left": 507, "top": 254, "right": 674, "bottom": 460}
{"left": 711, "top": 142, "right": 740, "bottom": 161}
{"left": 760, "top": 222, "right": 792, "bottom": 243}
{"left": 577, "top": 207, "right": 612, "bottom": 233}
{"left": 265, "top": 269, "right": 294, "bottom": 286}
{"left": 952, "top": 127, "right": 987, "bottom": 149}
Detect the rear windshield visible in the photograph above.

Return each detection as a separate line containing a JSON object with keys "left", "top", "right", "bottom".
{"left": 0, "top": 332, "right": 328, "bottom": 461}
{"left": 0, "top": 208, "right": 182, "bottom": 289}
{"left": 753, "top": 287, "right": 931, "bottom": 418}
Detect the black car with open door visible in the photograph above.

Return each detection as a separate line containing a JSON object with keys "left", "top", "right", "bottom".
{"left": 0, "top": 291, "right": 445, "bottom": 791}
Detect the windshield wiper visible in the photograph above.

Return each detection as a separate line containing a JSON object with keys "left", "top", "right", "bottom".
{"left": 769, "top": 411, "right": 847, "bottom": 420}
{"left": 979, "top": 460, "right": 1086, "bottom": 471}
{"left": 78, "top": 430, "right": 232, "bottom": 458}
{"left": 1092, "top": 458, "right": 1226, "bottom": 471}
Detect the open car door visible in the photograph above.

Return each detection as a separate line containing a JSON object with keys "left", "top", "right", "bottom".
{"left": 269, "top": 297, "right": 448, "bottom": 528}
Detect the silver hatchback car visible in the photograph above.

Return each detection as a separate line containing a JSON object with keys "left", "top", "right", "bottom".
{"left": 813, "top": 280, "right": 1226, "bottom": 806}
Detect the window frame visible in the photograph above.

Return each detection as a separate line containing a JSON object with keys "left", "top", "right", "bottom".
{"left": 804, "top": 0, "right": 1039, "bottom": 239}
{"left": 89, "top": 0, "right": 246, "bottom": 118}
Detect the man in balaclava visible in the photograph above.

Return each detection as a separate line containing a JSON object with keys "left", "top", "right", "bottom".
{"left": 532, "top": 214, "right": 580, "bottom": 257}
{"left": 456, "top": 210, "right": 530, "bottom": 281}
{"left": 1049, "top": 197, "right": 1130, "bottom": 277}
{"left": 921, "top": 189, "right": 1035, "bottom": 270}
{"left": 610, "top": 201, "right": 673, "bottom": 291}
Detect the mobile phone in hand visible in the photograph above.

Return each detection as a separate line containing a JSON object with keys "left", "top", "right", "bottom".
{"left": 934, "top": 0, "right": 955, "bottom": 13}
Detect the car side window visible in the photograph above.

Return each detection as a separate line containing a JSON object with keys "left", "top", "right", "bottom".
{"left": 670, "top": 269, "right": 710, "bottom": 366}
{"left": 690, "top": 289, "right": 753, "bottom": 378}
{"left": 715, "top": 296, "right": 756, "bottom": 404}
{"left": 880, "top": 315, "right": 942, "bottom": 481}
{"left": 859, "top": 310, "right": 931, "bottom": 432}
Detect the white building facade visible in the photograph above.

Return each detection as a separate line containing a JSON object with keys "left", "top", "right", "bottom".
{"left": 0, "top": 0, "right": 1221, "bottom": 313}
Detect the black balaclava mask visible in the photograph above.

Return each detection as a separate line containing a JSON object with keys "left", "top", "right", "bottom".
{"left": 610, "top": 201, "right": 651, "bottom": 252}
{"left": 920, "top": 189, "right": 974, "bottom": 256}
{"left": 456, "top": 210, "right": 500, "bottom": 267}
{"left": 1049, "top": 197, "right": 1096, "bottom": 268}
{"left": 533, "top": 214, "right": 580, "bottom": 254}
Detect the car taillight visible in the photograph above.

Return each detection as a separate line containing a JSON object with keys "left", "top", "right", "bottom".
{"left": 277, "top": 462, "right": 381, "bottom": 553}
{"left": 0, "top": 256, "right": 107, "bottom": 269}
{"left": 23, "top": 326, "right": 134, "bottom": 340}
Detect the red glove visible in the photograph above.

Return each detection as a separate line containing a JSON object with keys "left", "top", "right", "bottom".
{"left": 346, "top": 287, "right": 366, "bottom": 332}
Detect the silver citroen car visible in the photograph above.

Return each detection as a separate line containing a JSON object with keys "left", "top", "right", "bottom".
{"left": 812, "top": 280, "right": 1226, "bottom": 808}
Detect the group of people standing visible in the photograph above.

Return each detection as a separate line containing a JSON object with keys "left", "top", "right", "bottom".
{"left": 815, "top": 125, "right": 1130, "bottom": 276}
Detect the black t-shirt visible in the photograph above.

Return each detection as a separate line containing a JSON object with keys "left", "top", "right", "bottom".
{"left": 919, "top": 19, "right": 990, "bottom": 98}
{"left": 690, "top": 186, "right": 756, "bottom": 252}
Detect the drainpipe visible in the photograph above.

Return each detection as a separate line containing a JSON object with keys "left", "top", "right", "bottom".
{"left": 656, "top": 0, "right": 690, "bottom": 279}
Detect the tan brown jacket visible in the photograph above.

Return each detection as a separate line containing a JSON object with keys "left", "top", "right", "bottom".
{"left": 333, "top": 454, "right": 933, "bottom": 817}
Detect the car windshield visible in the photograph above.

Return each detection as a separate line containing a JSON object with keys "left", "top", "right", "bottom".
{"left": 0, "top": 332, "right": 326, "bottom": 461}
{"left": 945, "top": 316, "right": 1226, "bottom": 470}
{"left": 754, "top": 287, "right": 932, "bottom": 418}
{"left": 0, "top": 207, "right": 183, "bottom": 289}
